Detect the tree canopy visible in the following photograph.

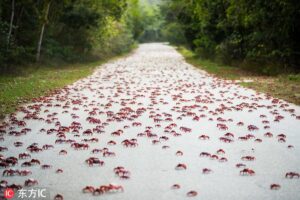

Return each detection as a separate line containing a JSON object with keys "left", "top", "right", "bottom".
{"left": 160, "top": 0, "right": 300, "bottom": 73}
{"left": 0, "top": 0, "right": 139, "bottom": 71}
{"left": 1, "top": 0, "right": 299, "bottom": 73}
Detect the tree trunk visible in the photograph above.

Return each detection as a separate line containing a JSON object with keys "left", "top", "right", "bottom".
{"left": 7, "top": 0, "right": 15, "bottom": 48}
{"left": 36, "top": 0, "right": 52, "bottom": 62}
{"left": 13, "top": 6, "right": 24, "bottom": 39}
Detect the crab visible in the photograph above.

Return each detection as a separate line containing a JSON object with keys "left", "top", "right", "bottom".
{"left": 285, "top": 172, "right": 299, "bottom": 179}
{"left": 187, "top": 190, "right": 198, "bottom": 197}
{"left": 83, "top": 186, "right": 95, "bottom": 193}
{"left": 202, "top": 168, "right": 213, "bottom": 174}
{"left": 171, "top": 184, "right": 180, "bottom": 189}
{"left": 41, "top": 164, "right": 52, "bottom": 169}
{"left": 240, "top": 168, "right": 255, "bottom": 176}
{"left": 19, "top": 152, "right": 31, "bottom": 159}
{"left": 175, "top": 163, "right": 187, "bottom": 170}
{"left": 24, "top": 178, "right": 38, "bottom": 187}
{"left": 270, "top": 184, "right": 281, "bottom": 190}
{"left": 54, "top": 194, "right": 63, "bottom": 200}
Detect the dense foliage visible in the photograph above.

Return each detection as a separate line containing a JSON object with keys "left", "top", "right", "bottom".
{"left": 161, "top": 0, "right": 300, "bottom": 73}
{"left": 1, "top": 0, "right": 299, "bottom": 74}
{"left": 0, "top": 0, "right": 149, "bottom": 72}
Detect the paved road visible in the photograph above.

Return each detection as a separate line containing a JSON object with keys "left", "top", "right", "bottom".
{"left": 1, "top": 43, "right": 300, "bottom": 200}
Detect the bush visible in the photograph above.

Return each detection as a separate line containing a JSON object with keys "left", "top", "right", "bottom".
{"left": 161, "top": 22, "right": 186, "bottom": 45}
{"left": 193, "top": 36, "right": 216, "bottom": 59}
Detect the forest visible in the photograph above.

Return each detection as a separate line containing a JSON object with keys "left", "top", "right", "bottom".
{"left": 1, "top": 0, "right": 299, "bottom": 73}
{"left": 0, "top": 0, "right": 161, "bottom": 72}
{"left": 0, "top": 0, "right": 126, "bottom": 71}
{"left": 160, "top": 0, "right": 300, "bottom": 74}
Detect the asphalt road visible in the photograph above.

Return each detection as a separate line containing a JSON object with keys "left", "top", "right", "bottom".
{"left": 1, "top": 43, "right": 300, "bottom": 200}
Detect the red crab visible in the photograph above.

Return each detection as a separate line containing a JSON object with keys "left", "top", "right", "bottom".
{"left": 270, "top": 184, "right": 281, "bottom": 190}
{"left": 122, "top": 139, "right": 138, "bottom": 147}
{"left": 0, "top": 162, "right": 9, "bottom": 168}
{"left": 71, "top": 143, "right": 89, "bottom": 150}
{"left": 91, "top": 148, "right": 102, "bottom": 154}
{"left": 219, "top": 157, "right": 228, "bottom": 162}
{"left": 198, "top": 135, "right": 210, "bottom": 140}
{"left": 0, "top": 146, "right": 8, "bottom": 152}
{"left": 248, "top": 125, "right": 259, "bottom": 131}
{"left": 187, "top": 190, "right": 198, "bottom": 197}
{"left": 54, "top": 194, "right": 63, "bottom": 200}
{"left": 103, "top": 151, "right": 116, "bottom": 157}
{"left": 85, "top": 157, "right": 104, "bottom": 167}
{"left": 241, "top": 156, "right": 255, "bottom": 161}
{"left": 14, "top": 141, "right": 23, "bottom": 147}
{"left": 19, "top": 170, "right": 32, "bottom": 176}
{"left": 120, "top": 175, "right": 130, "bottom": 180}
{"left": 216, "top": 149, "right": 225, "bottom": 155}
{"left": 285, "top": 172, "right": 299, "bottom": 179}
{"left": 59, "top": 150, "right": 67, "bottom": 155}
{"left": 24, "top": 178, "right": 38, "bottom": 187}
{"left": 180, "top": 126, "right": 191, "bottom": 133}
{"left": 5, "top": 157, "right": 18, "bottom": 166}
{"left": 176, "top": 151, "right": 183, "bottom": 156}
{"left": 217, "top": 123, "right": 228, "bottom": 131}
{"left": 19, "top": 152, "right": 31, "bottom": 159}
{"left": 108, "top": 184, "right": 124, "bottom": 192}
{"left": 152, "top": 140, "right": 160, "bottom": 144}
{"left": 21, "top": 161, "right": 32, "bottom": 167}
{"left": 199, "top": 152, "right": 211, "bottom": 157}
{"left": 237, "top": 122, "right": 244, "bottom": 126}
{"left": 7, "top": 184, "right": 22, "bottom": 191}
{"left": 219, "top": 137, "right": 233, "bottom": 143}
{"left": 202, "top": 168, "right": 213, "bottom": 174}
{"left": 224, "top": 132, "right": 234, "bottom": 138}
{"left": 83, "top": 186, "right": 95, "bottom": 193}
{"left": 107, "top": 140, "right": 116, "bottom": 145}
{"left": 236, "top": 163, "right": 246, "bottom": 168}
{"left": 175, "top": 163, "right": 187, "bottom": 170}
{"left": 278, "top": 138, "right": 286, "bottom": 143}
{"left": 240, "top": 168, "right": 255, "bottom": 176}
{"left": 264, "top": 132, "right": 273, "bottom": 137}
{"left": 41, "top": 164, "right": 52, "bottom": 169}
{"left": 3, "top": 169, "right": 19, "bottom": 176}
{"left": 277, "top": 134, "right": 286, "bottom": 138}
{"left": 210, "top": 154, "right": 218, "bottom": 160}
{"left": 171, "top": 184, "right": 180, "bottom": 189}
{"left": 132, "top": 122, "right": 142, "bottom": 126}
{"left": 159, "top": 136, "right": 169, "bottom": 141}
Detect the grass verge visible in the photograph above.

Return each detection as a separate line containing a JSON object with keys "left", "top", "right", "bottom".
{"left": 0, "top": 50, "right": 135, "bottom": 119}
{"left": 177, "top": 46, "right": 300, "bottom": 105}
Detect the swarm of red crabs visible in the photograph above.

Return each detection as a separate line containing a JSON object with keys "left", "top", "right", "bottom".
{"left": 82, "top": 184, "right": 123, "bottom": 196}
{"left": 0, "top": 44, "right": 299, "bottom": 199}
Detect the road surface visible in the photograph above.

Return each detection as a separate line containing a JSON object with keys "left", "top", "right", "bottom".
{"left": 1, "top": 43, "right": 300, "bottom": 200}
